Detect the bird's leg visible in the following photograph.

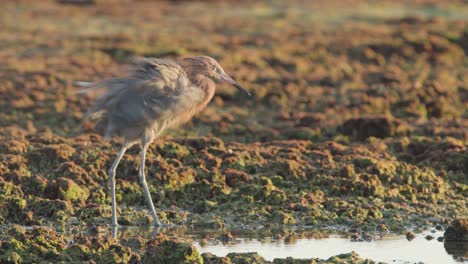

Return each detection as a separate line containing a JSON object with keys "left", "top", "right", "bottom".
{"left": 108, "top": 145, "right": 129, "bottom": 226}
{"left": 111, "top": 225, "right": 119, "bottom": 239}
{"left": 139, "top": 143, "right": 161, "bottom": 226}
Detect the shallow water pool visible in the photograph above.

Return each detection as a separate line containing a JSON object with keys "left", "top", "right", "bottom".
{"left": 194, "top": 232, "right": 464, "bottom": 263}
{"left": 111, "top": 226, "right": 467, "bottom": 263}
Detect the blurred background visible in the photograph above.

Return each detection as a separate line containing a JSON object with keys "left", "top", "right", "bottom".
{"left": 1, "top": 0, "right": 467, "bottom": 143}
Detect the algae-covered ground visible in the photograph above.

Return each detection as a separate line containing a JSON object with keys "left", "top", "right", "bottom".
{"left": 0, "top": 0, "right": 467, "bottom": 263}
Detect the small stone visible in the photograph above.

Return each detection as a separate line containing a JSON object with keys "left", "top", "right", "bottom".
{"left": 199, "top": 239, "right": 208, "bottom": 247}
{"left": 226, "top": 252, "right": 265, "bottom": 263}
{"left": 425, "top": 235, "right": 434, "bottom": 240}
{"left": 406, "top": 232, "right": 415, "bottom": 241}
{"left": 378, "top": 224, "right": 389, "bottom": 232}
{"left": 219, "top": 231, "right": 233, "bottom": 243}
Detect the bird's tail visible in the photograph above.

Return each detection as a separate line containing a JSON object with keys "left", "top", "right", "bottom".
{"left": 73, "top": 81, "right": 105, "bottom": 94}
{"left": 74, "top": 77, "right": 129, "bottom": 138}
{"left": 74, "top": 78, "right": 128, "bottom": 95}
{"left": 73, "top": 80, "right": 109, "bottom": 135}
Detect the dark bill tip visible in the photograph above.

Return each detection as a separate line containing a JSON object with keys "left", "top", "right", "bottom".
{"left": 220, "top": 72, "right": 252, "bottom": 96}
{"left": 233, "top": 82, "right": 252, "bottom": 96}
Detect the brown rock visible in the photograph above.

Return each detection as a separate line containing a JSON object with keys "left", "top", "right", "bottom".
{"left": 47, "top": 177, "right": 90, "bottom": 204}
{"left": 339, "top": 115, "right": 408, "bottom": 140}
{"left": 406, "top": 231, "right": 415, "bottom": 241}
{"left": 141, "top": 233, "right": 203, "bottom": 264}
{"left": 219, "top": 231, "right": 234, "bottom": 243}
{"left": 224, "top": 168, "right": 250, "bottom": 187}
{"left": 296, "top": 112, "right": 325, "bottom": 127}
{"left": 444, "top": 218, "right": 468, "bottom": 241}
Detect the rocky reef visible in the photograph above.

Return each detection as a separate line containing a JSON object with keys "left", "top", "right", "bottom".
{"left": 0, "top": 0, "right": 467, "bottom": 262}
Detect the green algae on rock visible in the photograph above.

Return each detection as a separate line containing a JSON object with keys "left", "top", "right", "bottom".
{"left": 0, "top": 135, "right": 465, "bottom": 231}
{"left": 201, "top": 251, "right": 381, "bottom": 264}
{"left": 141, "top": 233, "right": 203, "bottom": 264}
{"left": 0, "top": 226, "right": 136, "bottom": 263}
{"left": 0, "top": 224, "right": 392, "bottom": 263}
{"left": 47, "top": 177, "right": 90, "bottom": 204}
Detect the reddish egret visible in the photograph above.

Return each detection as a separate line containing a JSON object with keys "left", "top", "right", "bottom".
{"left": 80, "top": 56, "right": 250, "bottom": 226}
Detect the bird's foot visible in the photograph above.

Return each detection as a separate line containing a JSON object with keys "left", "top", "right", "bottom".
{"left": 153, "top": 217, "right": 174, "bottom": 227}
{"left": 154, "top": 222, "right": 172, "bottom": 228}
{"left": 111, "top": 219, "right": 119, "bottom": 227}
{"left": 153, "top": 219, "right": 162, "bottom": 226}
{"left": 111, "top": 225, "right": 119, "bottom": 239}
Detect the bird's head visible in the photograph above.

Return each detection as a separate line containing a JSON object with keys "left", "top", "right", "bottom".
{"left": 181, "top": 56, "right": 251, "bottom": 96}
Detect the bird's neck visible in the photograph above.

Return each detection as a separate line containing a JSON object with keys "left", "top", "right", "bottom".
{"left": 190, "top": 74, "right": 216, "bottom": 107}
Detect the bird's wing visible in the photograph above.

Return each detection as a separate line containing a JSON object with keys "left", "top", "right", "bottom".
{"left": 85, "top": 58, "right": 203, "bottom": 133}
{"left": 132, "top": 58, "right": 186, "bottom": 83}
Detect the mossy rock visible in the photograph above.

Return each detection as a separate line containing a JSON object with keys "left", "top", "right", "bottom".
{"left": 226, "top": 252, "right": 266, "bottom": 264}
{"left": 47, "top": 177, "right": 90, "bottom": 204}
{"left": 157, "top": 142, "right": 191, "bottom": 160}
{"left": 93, "top": 244, "right": 135, "bottom": 263}
{"left": 29, "top": 198, "right": 74, "bottom": 223}
{"left": 141, "top": 234, "right": 203, "bottom": 264}
{"left": 0, "top": 181, "right": 24, "bottom": 197}
{"left": 273, "top": 257, "right": 319, "bottom": 264}
{"left": 21, "top": 175, "right": 49, "bottom": 196}
{"left": 192, "top": 215, "right": 224, "bottom": 229}
{"left": 272, "top": 211, "right": 297, "bottom": 225}
{"left": 339, "top": 115, "right": 408, "bottom": 140}
{"left": 0, "top": 251, "right": 22, "bottom": 264}
{"left": 202, "top": 252, "right": 233, "bottom": 264}
{"left": 326, "top": 251, "right": 375, "bottom": 264}
{"left": 27, "top": 143, "right": 76, "bottom": 170}
{"left": 224, "top": 168, "right": 250, "bottom": 187}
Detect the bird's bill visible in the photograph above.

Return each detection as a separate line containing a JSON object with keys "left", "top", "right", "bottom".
{"left": 220, "top": 73, "right": 251, "bottom": 96}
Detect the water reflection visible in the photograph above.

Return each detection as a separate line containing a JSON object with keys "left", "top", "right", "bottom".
{"left": 444, "top": 241, "right": 468, "bottom": 261}
{"left": 100, "top": 225, "right": 466, "bottom": 263}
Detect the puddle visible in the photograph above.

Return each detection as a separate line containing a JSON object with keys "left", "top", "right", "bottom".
{"left": 195, "top": 233, "right": 465, "bottom": 263}
{"left": 107, "top": 226, "right": 467, "bottom": 263}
